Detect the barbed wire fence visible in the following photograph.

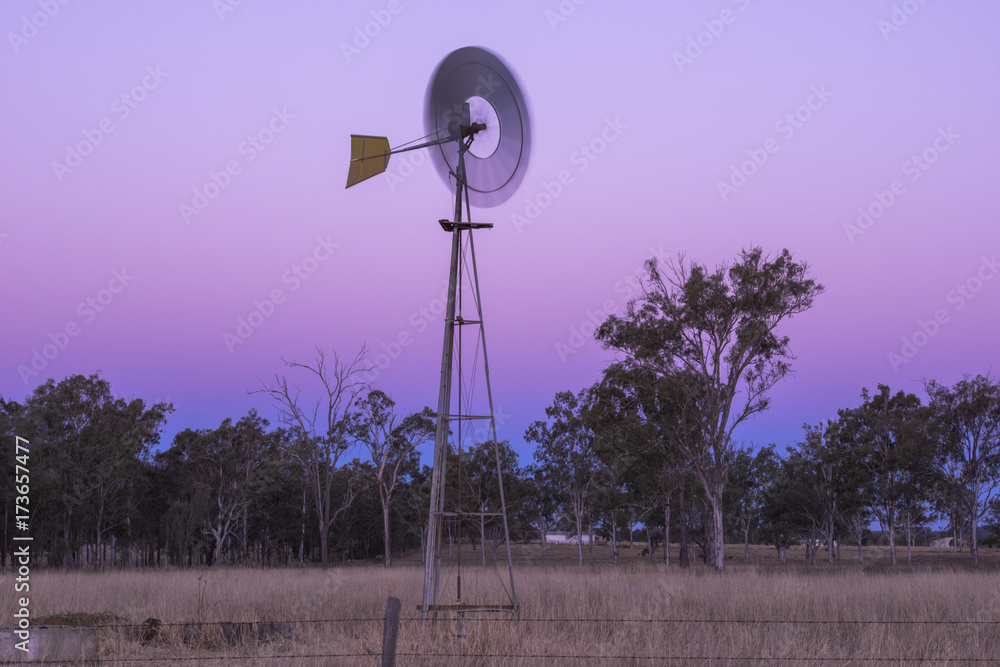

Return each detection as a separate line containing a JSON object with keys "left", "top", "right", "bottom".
{"left": 5, "top": 601, "right": 1000, "bottom": 665}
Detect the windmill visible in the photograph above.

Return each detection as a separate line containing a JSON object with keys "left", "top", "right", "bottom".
{"left": 346, "top": 46, "right": 531, "bottom": 625}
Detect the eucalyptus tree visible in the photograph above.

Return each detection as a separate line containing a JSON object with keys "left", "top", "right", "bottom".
{"left": 588, "top": 375, "right": 652, "bottom": 552}
{"left": 521, "top": 465, "right": 559, "bottom": 554}
{"left": 351, "top": 390, "right": 435, "bottom": 567}
{"left": 457, "top": 439, "right": 522, "bottom": 565}
{"left": 838, "top": 385, "right": 935, "bottom": 566}
{"left": 597, "top": 247, "right": 823, "bottom": 570}
{"left": 526, "top": 389, "right": 604, "bottom": 566}
{"left": 257, "top": 346, "right": 370, "bottom": 569}
{"left": 728, "top": 444, "right": 780, "bottom": 564}
{"left": 761, "top": 456, "right": 807, "bottom": 565}
{"left": 171, "top": 410, "right": 274, "bottom": 566}
{"left": 925, "top": 373, "right": 1000, "bottom": 565}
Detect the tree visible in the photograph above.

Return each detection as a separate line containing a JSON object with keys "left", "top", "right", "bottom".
{"left": 257, "top": 347, "right": 370, "bottom": 569}
{"left": 169, "top": 411, "right": 274, "bottom": 566}
{"left": 597, "top": 247, "right": 823, "bottom": 570}
{"left": 728, "top": 445, "right": 779, "bottom": 564}
{"left": 839, "top": 385, "right": 934, "bottom": 567}
{"left": 589, "top": 371, "right": 676, "bottom": 565}
{"left": 526, "top": 389, "right": 604, "bottom": 567}
{"left": 457, "top": 439, "right": 522, "bottom": 565}
{"left": 520, "top": 465, "right": 559, "bottom": 554}
{"left": 821, "top": 418, "right": 873, "bottom": 562}
{"left": 925, "top": 373, "right": 1000, "bottom": 565}
{"left": 351, "top": 390, "right": 435, "bottom": 567}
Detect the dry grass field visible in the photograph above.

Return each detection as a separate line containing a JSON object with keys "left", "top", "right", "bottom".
{"left": 5, "top": 544, "right": 1000, "bottom": 665}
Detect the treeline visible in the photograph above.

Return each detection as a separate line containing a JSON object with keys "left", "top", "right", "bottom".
{"left": 529, "top": 375, "right": 1000, "bottom": 570}
{"left": 1, "top": 370, "right": 998, "bottom": 571}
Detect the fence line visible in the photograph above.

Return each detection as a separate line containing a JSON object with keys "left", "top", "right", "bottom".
{"left": 85, "top": 616, "right": 1000, "bottom": 628}
{"left": 7, "top": 614, "right": 996, "bottom": 665}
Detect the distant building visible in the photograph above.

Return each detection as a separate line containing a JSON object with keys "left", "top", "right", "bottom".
{"left": 544, "top": 531, "right": 593, "bottom": 545}
{"left": 931, "top": 536, "right": 968, "bottom": 549}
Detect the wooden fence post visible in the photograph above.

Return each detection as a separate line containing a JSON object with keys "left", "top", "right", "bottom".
{"left": 382, "top": 596, "right": 401, "bottom": 667}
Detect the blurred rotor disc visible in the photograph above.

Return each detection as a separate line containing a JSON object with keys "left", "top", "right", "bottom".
{"left": 424, "top": 46, "right": 531, "bottom": 208}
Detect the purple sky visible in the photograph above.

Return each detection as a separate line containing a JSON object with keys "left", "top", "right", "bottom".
{"left": 2, "top": 0, "right": 998, "bottom": 461}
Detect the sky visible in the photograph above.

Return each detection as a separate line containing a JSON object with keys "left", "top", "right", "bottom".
{"left": 2, "top": 0, "right": 998, "bottom": 463}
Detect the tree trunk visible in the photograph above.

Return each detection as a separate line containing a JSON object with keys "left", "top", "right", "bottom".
{"left": 743, "top": 524, "right": 751, "bottom": 565}
{"left": 710, "top": 492, "right": 725, "bottom": 571}
{"left": 809, "top": 522, "right": 817, "bottom": 566}
{"left": 610, "top": 513, "right": 618, "bottom": 566}
{"left": 888, "top": 515, "right": 896, "bottom": 567}
{"left": 905, "top": 517, "right": 913, "bottom": 565}
{"left": 299, "top": 487, "right": 307, "bottom": 566}
{"left": 678, "top": 481, "right": 689, "bottom": 568}
{"left": 827, "top": 518, "right": 835, "bottom": 566}
{"left": 852, "top": 514, "right": 864, "bottom": 562}
{"left": 970, "top": 508, "right": 979, "bottom": 566}
{"left": 646, "top": 527, "right": 654, "bottom": 564}
{"left": 382, "top": 503, "right": 392, "bottom": 567}
{"left": 779, "top": 545, "right": 786, "bottom": 565}
{"left": 663, "top": 497, "right": 671, "bottom": 566}
{"left": 575, "top": 507, "right": 584, "bottom": 567}
{"left": 480, "top": 514, "right": 487, "bottom": 567}
{"left": 319, "top": 527, "right": 329, "bottom": 570}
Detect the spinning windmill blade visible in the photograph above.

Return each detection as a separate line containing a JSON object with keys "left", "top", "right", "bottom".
{"left": 424, "top": 46, "right": 531, "bottom": 207}
{"left": 344, "top": 46, "right": 532, "bottom": 625}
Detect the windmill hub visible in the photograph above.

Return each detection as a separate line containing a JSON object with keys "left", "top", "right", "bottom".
{"left": 464, "top": 95, "right": 500, "bottom": 159}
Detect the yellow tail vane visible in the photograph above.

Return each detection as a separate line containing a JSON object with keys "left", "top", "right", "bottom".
{"left": 346, "top": 135, "right": 391, "bottom": 188}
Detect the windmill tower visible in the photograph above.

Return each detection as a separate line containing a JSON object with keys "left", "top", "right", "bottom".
{"left": 346, "top": 46, "right": 531, "bottom": 625}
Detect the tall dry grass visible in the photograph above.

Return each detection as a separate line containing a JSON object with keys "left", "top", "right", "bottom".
{"left": 5, "top": 545, "right": 1000, "bottom": 665}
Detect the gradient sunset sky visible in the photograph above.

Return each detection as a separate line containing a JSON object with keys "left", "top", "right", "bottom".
{"left": 2, "top": 0, "right": 998, "bottom": 459}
